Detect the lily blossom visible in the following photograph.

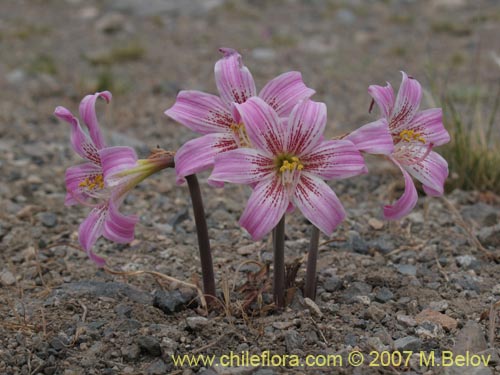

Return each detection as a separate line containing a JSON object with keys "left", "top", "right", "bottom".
{"left": 55, "top": 93, "right": 174, "bottom": 265}
{"left": 367, "top": 72, "right": 450, "bottom": 220}
{"left": 165, "top": 47, "right": 315, "bottom": 185}
{"left": 210, "top": 98, "right": 366, "bottom": 240}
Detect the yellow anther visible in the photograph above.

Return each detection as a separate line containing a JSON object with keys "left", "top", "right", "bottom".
{"left": 399, "top": 129, "right": 426, "bottom": 144}
{"left": 79, "top": 175, "right": 104, "bottom": 190}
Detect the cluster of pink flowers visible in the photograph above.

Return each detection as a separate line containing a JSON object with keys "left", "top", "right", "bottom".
{"left": 56, "top": 48, "right": 450, "bottom": 268}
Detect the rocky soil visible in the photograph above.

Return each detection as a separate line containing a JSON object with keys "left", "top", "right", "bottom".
{"left": 1, "top": 0, "right": 500, "bottom": 374}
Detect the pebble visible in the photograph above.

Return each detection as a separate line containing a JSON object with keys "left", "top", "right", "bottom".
{"left": 394, "top": 336, "right": 422, "bottom": 351}
{"left": 347, "top": 230, "right": 369, "bottom": 254}
{"left": 146, "top": 359, "right": 168, "bottom": 375}
{"left": 456, "top": 255, "right": 480, "bottom": 270}
{"left": 303, "top": 297, "right": 323, "bottom": 318}
{"left": 137, "top": 336, "right": 161, "bottom": 357}
{"left": 343, "top": 281, "right": 372, "bottom": 303}
{"left": 237, "top": 243, "right": 262, "bottom": 255}
{"left": 416, "top": 321, "right": 443, "bottom": 338}
{"left": 323, "top": 276, "right": 342, "bottom": 292}
{"left": 284, "top": 330, "right": 303, "bottom": 352}
{"left": 153, "top": 289, "right": 195, "bottom": 315}
{"left": 38, "top": 212, "right": 58, "bottom": 228}
{"left": 478, "top": 224, "right": 500, "bottom": 247}
{"left": 397, "top": 314, "right": 417, "bottom": 327}
{"left": 365, "top": 304, "right": 386, "bottom": 322}
{"left": 186, "top": 316, "right": 209, "bottom": 330}
{"left": 368, "top": 218, "right": 384, "bottom": 230}
{"left": 415, "top": 309, "right": 458, "bottom": 330}
{"left": 428, "top": 300, "right": 449, "bottom": 312}
{"left": 121, "top": 344, "right": 140, "bottom": 360}
{"left": 374, "top": 287, "right": 394, "bottom": 303}
{"left": 394, "top": 264, "right": 417, "bottom": 276}
{"left": 0, "top": 269, "right": 16, "bottom": 286}
{"left": 492, "top": 284, "right": 500, "bottom": 295}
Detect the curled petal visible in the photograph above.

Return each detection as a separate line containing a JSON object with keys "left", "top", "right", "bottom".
{"left": 78, "top": 205, "right": 108, "bottom": 266}
{"left": 239, "top": 176, "right": 289, "bottom": 240}
{"left": 405, "top": 108, "right": 450, "bottom": 146}
{"left": 65, "top": 162, "right": 103, "bottom": 206}
{"left": 78, "top": 91, "right": 111, "bottom": 150}
{"left": 103, "top": 200, "right": 138, "bottom": 244}
{"left": 210, "top": 148, "right": 275, "bottom": 185}
{"left": 286, "top": 99, "right": 327, "bottom": 156}
{"left": 292, "top": 173, "right": 345, "bottom": 235}
{"left": 99, "top": 146, "right": 138, "bottom": 186}
{"left": 404, "top": 151, "right": 448, "bottom": 197}
{"left": 165, "top": 90, "right": 234, "bottom": 134}
{"left": 389, "top": 72, "right": 422, "bottom": 130}
{"left": 302, "top": 140, "right": 366, "bottom": 180}
{"left": 346, "top": 119, "right": 394, "bottom": 155}
{"left": 368, "top": 82, "right": 395, "bottom": 119}
{"left": 174, "top": 133, "right": 237, "bottom": 185}
{"left": 383, "top": 158, "right": 419, "bottom": 220}
{"left": 233, "top": 97, "right": 285, "bottom": 157}
{"left": 215, "top": 48, "right": 256, "bottom": 105}
{"left": 259, "top": 71, "right": 315, "bottom": 117}
{"left": 54, "top": 106, "right": 101, "bottom": 164}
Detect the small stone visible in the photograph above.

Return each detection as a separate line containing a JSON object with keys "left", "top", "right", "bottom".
{"left": 394, "top": 264, "right": 417, "bottom": 276}
{"left": 415, "top": 309, "right": 458, "bottom": 330}
{"left": 38, "top": 212, "right": 58, "bottom": 228}
{"left": 186, "top": 316, "right": 209, "bottom": 330}
{"left": 347, "top": 231, "right": 369, "bottom": 254}
{"left": 153, "top": 289, "right": 196, "bottom": 314}
{"left": 323, "top": 276, "right": 342, "bottom": 292}
{"left": 303, "top": 297, "right": 323, "bottom": 317}
{"left": 492, "top": 284, "right": 500, "bottom": 295}
{"left": 272, "top": 321, "right": 295, "bottom": 330}
{"left": 394, "top": 336, "right": 421, "bottom": 351}
{"left": 121, "top": 343, "right": 140, "bottom": 360}
{"left": 429, "top": 300, "right": 449, "bottom": 312}
{"left": 0, "top": 269, "right": 16, "bottom": 286}
{"left": 168, "top": 207, "right": 190, "bottom": 229}
{"left": 416, "top": 321, "right": 443, "bottom": 338}
{"left": 453, "top": 321, "right": 488, "bottom": 354}
{"left": 397, "top": 314, "right": 417, "bottom": 327}
{"left": 237, "top": 243, "right": 262, "bottom": 255}
{"left": 367, "top": 337, "right": 387, "bottom": 352}
{"left": 343, "top": 281, "right": 372, "bottom": 304}
{"left": 366, "top": 304, "right": 386, "bottom": 322}
{"left": 456, "top": 255, "right": 480, "bottom": 270}
{"left": 146, "top": 359, "right": 168, "bottom": 375}
{"left": 478, "top": 224, "right": 500, "bottom": 247}
{"left": 375, "top": 287, "right": 394, "bottom": 303}
{"left": 137, "top": 336, "right": 161, "bottom": 357}
{"left": 370, "top": 235, "right": 395, "bottom": 254}
{"left": 408, "top": 212, "right": 424, "bottom": 224}
{"left": 368, "top": 218, "right": 384, "bottom": 230}
{"left": 284, "top": 330, "right": 303, "bottom": 352}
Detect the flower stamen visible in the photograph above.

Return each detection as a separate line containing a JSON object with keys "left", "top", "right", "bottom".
{"left": 230, "top": 123, "right": 251, "bottom": 148}
{"left": 398, "top": 129, "right": 426, "bottom": 144}
{"left": 79, "top": 174, "right": 104, "bottom": 190}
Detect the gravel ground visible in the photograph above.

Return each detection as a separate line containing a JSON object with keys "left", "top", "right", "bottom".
{"left": 1, "top": 0, "right": 500, "bottom": 374}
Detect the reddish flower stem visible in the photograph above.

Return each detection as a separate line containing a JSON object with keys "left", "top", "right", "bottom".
{"left": 304, "top": 225, "right": 320, "bottom": 300}
{"left": 185, "top": 174, "right": 216, "bottom": 300}
{"left": 273, "top": 215, "right": 286, "bottom": 309}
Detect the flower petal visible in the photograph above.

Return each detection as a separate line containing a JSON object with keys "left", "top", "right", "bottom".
{"left": 346, "top": 119, "right": 394, "bottom": 155}
{"left": 103, "top": 199, "right": 138, "bottom": 244}
{"left": 404, "top": 151, "right": 448, "bottom": 196}
{"left": 383, "top": 157, "right": 419, "bottom": 220}
{"left": 405, "top": 108, "right": 450, "bottom": 146}
{"left": 65, "top": 162, "right": 103, "bottom": 206}
{"left": 302, "top": 139, "right": 366, "bottom": 180}
{"left": 210, "top": 148, "right": 275, "bottom": 185}
{"left": 259, "top": 71, "right": 315, "bottom": 117}
{"left": 286, "top": 99, "right": 327, "bottom": 156}
{"left": 78, "top": 205, "right": 107, "bottom": 266}
{"left": 78, "top": 91, "right": 111, "bottom": 150}
{"left": 233, "top": 97, "right": 285, "bottom": 157}
{"left": 389, "top": 71, "right": 422, "bottom": 130}
{"left": 165, "top": 90, "right": 234, "bottom": 134}
{"left": 99, "top": 146, "right": 138, "bottom": 186}
{"left": 174, "top": 133, "right": 237, "bottom": 185}
{"left": 215, "top": 48, "right": 256, "bottom": 105}
{"left": 239, "top": 176, "right": 289, "bottom": 240}
{"left": 54, "top": 106, "right": 101, "bottom": 164}
{"left": 292, "top": 173, "right": 345, "bottom": 235}
{"left": 368, "top": 82, "right": 395, "bottom": 119}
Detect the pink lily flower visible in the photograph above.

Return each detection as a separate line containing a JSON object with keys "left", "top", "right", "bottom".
{"left": 210, "top": 97, "right": 366, "bottom": 240}
{"left": 367, "top": 72, "right": 450, "bottom": 220}
{"left": 55, "top": 92, "right": 172, "bottom": 265}
{"left": 165, "top": 48, "right": 315, "bottom": 185}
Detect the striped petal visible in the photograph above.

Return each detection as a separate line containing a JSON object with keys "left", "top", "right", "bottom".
{"left": 215, "top": 48, "right": 256, "bottom": 105}
{"left": 302, "top": 139, "right": 366, "bottom": 180}
{"left": 239, "top": 175, "right": 289, "bottom": 241}
{"left": 174, "top": 133, "right": 237, "bottom": 185}
{"left": 210, "top": 148, "right": 275, "bottom": 185}
{"left": 78, "top": 91, "right": 111, "bottom": 150}
{"left": 389, "top": 72, "right": 422, "bottom": 130}
{"left": 404, "top": 151, "right": 448, "bottom": 197}
{"left": 285, "top": 100, "right": 327, "bottom": 156}
{"left": 383, "top": 157, "right": 419, "bottom": 220}
{"left": 78, "top": 205, "right": 108, "bottom": 266}
{"left": 259, "top": 71, "right": 315, "bottom": 117}
{"left": 346, "top": 119, "right": 394, "bottom": 155}
{"left": 233, "top": 97, "right": 285, "bottom": 157}
{"left": 99, "top": 146, "right": 138, "bottom": 186}
{"left": 103, "top": 199, "right": 138, "bottom": 244}
{"left": 368, "top": 82, "right": 394, "bottom": 119}
{"left": 292, "top": 173, "right": 345, "bottom": 235}
{"left": 405, "top": 108, "right": 450, "bottom": 146}
{"left": 65, "top": 162, "right": 103, "bottom": 206}
{"left": 165, "top": 90, "right": 234, "bottom": 135}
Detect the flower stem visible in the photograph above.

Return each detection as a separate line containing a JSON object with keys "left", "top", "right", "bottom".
{"left": 273, "top": 215, "right": 286, "bottom": 309}
{"left": 304, "top": 225, "right": 320, "bottom": 300}
{"left": 185, "top": 174, "right": 216, "bottom": 299}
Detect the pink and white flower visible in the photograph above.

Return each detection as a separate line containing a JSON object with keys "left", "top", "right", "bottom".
{"left": 210, "top": 97, "right": 366, "bottom": 240}
{"left": 55, "top": 92, "right": 173, "bottom": 265}
{"left": 365, "top": 72, "right": 450, "bottom": 220}
{"left": 165, "top": 48, "right": 315, "bottom": 185}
